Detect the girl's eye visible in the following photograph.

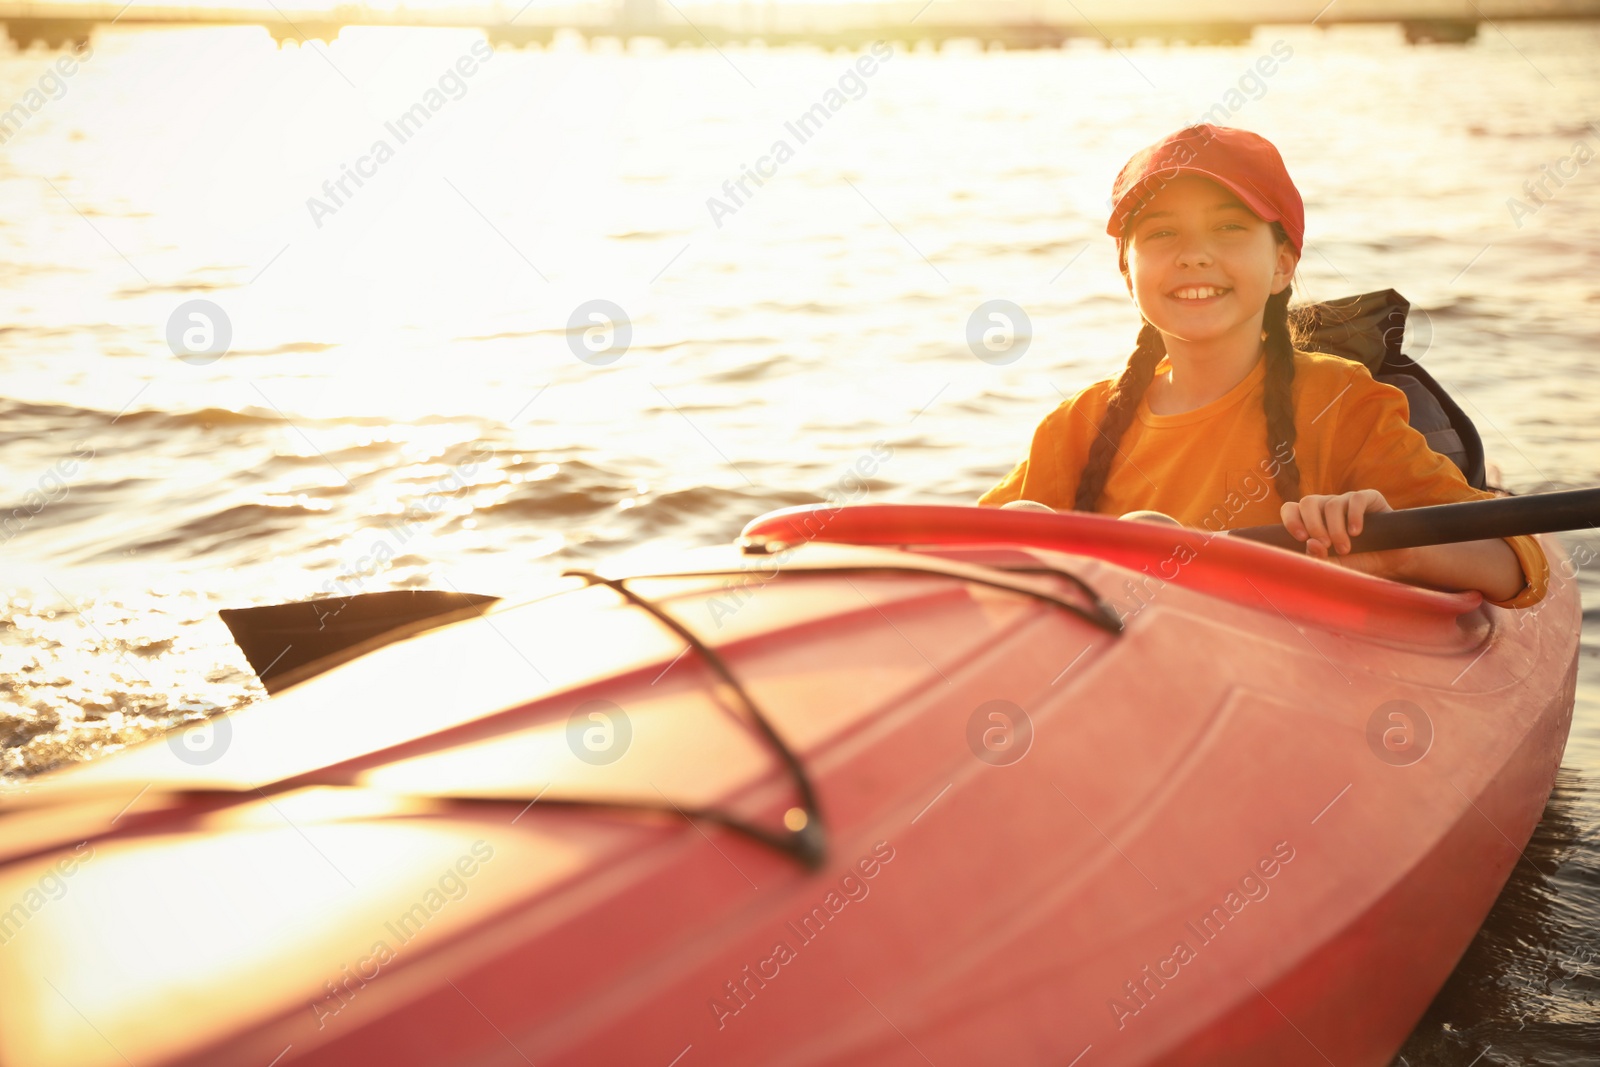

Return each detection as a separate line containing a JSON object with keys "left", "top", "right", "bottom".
{"left": 1140, "top": 223, "right": 1244, "bottom": 239}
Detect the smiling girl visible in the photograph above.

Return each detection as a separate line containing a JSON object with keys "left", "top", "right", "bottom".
{"left": 979, "top": 125, "right": 1547, "bottom": 608}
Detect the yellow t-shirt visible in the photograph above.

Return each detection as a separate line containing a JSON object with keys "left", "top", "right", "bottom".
{"left": 978, "top": 348, "right": 1548, "bottom": 609}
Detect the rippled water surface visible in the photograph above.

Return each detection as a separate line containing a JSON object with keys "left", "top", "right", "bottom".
{"left": 1, "top": 20, "right": 1598, "bottom": 1064}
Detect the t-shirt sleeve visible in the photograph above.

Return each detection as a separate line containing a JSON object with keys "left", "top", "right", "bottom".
{"left": 1492, "top": 535, "right": 1550, "bottom": 610}
{"left": 1329, "top": 371, "right": 1548, "bottom": 609}
{"left": 977, "top": 390, "right": 1100, "bottom": 509}
{"left": 978, "top": 458, "right": 1027, "bottom": 507}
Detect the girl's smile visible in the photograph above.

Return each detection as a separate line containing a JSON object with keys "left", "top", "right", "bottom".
{"left": 1166, "top": 284, "right": 1231, "bottom": 304}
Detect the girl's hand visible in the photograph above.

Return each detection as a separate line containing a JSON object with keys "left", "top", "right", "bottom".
{"left": 1280, "top": 489, "right": 1418, "bottom": 580}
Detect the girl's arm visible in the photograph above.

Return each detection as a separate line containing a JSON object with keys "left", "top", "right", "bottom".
{"left": 1280, "top": 489, "right": 1528, "bottom": 603}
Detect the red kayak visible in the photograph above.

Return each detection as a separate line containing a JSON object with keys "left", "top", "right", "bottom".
{"left": 0, "top": 503, "right": 1577, "bottom": 1066}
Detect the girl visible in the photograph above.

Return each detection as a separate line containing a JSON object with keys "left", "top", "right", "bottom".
{"left": 979, "top": 124, "right": 1547, "bottom": 609}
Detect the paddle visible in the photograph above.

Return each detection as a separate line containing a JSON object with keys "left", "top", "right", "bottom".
{"left": 219, "top": 490, "right": 1599, "bottom": 691}
{"left": 1229, "top": 486, "right": 1600, "bottom": 554}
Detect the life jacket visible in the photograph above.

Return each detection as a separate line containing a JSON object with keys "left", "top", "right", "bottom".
{"left": 1292, "top": 289, "right": 1487, "bottom": 490}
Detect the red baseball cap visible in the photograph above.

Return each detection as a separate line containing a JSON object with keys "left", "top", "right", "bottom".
{"left": 1105, "top": 124, "right": 1305, "bottom": 254}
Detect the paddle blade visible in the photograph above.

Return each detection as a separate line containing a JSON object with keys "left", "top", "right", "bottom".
{"left": 219, "top": 590, "right": 499, "bottom": 693}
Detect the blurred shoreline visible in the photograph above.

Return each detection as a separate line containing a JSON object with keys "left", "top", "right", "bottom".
{"left": 4, "top": 0, "right": 1600, "bottom": 50}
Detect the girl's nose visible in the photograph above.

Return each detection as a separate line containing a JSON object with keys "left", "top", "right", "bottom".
{"left": 1176, "top": 239, "right": 1213, "bottom": 267}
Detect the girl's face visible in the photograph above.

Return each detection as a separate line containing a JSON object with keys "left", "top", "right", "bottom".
{"left": 1121, "top": 175, "right": 1298, "bottom": 347}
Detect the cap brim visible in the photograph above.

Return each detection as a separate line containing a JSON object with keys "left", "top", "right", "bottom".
{"left": 1108, "top": 165, "right": 1284, "bottom": 238}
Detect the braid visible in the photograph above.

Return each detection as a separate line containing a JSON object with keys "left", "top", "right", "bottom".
{"left": 1261, "top": 280, "right": 1302, "bottom": 502}
{"left": 1073, "top": 320, "right": 1165, "bottom": 512}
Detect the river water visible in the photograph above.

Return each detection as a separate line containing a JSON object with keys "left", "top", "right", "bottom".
{"left": 0, "top": 18, "right": 1596, "bottom": 1064}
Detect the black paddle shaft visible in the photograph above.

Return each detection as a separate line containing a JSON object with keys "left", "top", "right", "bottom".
{"left": 1229, "top": 487, "right": 1600, "bottom": 554}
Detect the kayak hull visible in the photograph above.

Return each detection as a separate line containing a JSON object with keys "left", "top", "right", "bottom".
{"left": 0, "top": 506, "right": 1578, "bottom": 1067}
